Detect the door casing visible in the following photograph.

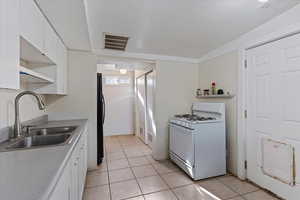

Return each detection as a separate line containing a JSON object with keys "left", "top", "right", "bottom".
{"left": 237, "top": 25, "right": 300, "bottom": 180}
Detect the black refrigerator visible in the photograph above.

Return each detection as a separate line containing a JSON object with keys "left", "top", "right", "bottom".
{"left": 97, "top": 73, "right": 105, "bottom": 164}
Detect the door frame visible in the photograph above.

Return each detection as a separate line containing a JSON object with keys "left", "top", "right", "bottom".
{"left": 237, "top": 24, "right": 300, "bottom": 180}
{"left": 145, "top": 70, "right": 155, "bottom": 149}
{"left": 136, "top": 74, "right": 148, "bottom": 144}
{"left": 135, "top": 70, "right": 155, "bottom": 145}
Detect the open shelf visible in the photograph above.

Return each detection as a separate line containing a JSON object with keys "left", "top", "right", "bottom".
{"left": 19, "top": 66, "right": 55, "bottom": 84}
{"left": 20, "top": 37, "right": 54, "bottom": 67}
{"left": 196, "top": 94, "right": 235, "bottom": 99}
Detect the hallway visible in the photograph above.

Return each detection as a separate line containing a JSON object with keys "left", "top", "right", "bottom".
{"left": 84, "top": 135, "right": 279, "bottom": 200}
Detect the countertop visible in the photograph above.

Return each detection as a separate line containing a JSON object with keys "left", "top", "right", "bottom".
{"left": 0, "top": 119, "right": 88, "bottom": 200}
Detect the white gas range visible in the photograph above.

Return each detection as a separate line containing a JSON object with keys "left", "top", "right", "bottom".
{"left": 169, "top": 102, "right": 226, "bottom": 180}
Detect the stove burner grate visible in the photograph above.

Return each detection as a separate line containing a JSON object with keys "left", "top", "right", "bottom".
{"left": 174, "top": 114, "right": 216, "bottom": 121}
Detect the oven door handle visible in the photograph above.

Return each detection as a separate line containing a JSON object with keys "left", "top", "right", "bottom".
{"left": 169, "top": 123, "right": 195, "bottom": 132}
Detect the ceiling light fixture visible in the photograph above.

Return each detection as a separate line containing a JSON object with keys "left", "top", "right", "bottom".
{"left": 103, "top": 64, "right": 116, "bottom": 69}
{"left": 258, "top": 0, "right": 269, "bottom": 3}
{"left": 120, "top": 69, "right": 127, "bottom": 74}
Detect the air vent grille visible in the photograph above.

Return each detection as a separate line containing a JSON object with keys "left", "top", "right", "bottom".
{"left": 104, "top": 33, "right": 129, "bottom": 51}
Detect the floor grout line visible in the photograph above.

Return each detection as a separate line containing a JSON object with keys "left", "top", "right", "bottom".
{"left": 123, "top": 141, "right": 145, "bottom": 199}
{"left": 214, "top": 177, "right": 246, "bottom": 198}
{"left": 118, "top": 135, "right": 180, "bottom": 199}
{"left": 105, "top": 136, "right": 202, "bottom": 200}
{"left": 217, "top": 176, "right": 261, "bottom": 197}
{"left": 148, "top": 154, "right": 180, "bottom": 200}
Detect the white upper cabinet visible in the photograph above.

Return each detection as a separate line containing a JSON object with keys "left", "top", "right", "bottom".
{"left": 56, "top": 39, "right": 68, "bottom": 94}
{"left": 20, "top": 0, "right": 68, "bottom": 95}
{"left": 44, "top": 21, "right": 58, "bottom": 62}
{"left": 0, "top": 0, "right": 20, "bottom": 89}
{"left": 0, "top": 0, "right": 68, "bottom": 92}
{"left": 20, "top": 0, "right": 45, "bottom": 51}
{"left": 33, "top": 38, "right": 68, "bottom": 95}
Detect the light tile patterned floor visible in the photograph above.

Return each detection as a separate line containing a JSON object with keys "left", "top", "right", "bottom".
{"left": 84, "top": 135, "right": 280, "bottom": 200}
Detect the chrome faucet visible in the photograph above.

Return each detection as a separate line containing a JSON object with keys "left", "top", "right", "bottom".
{"left": 13, "top": 91, "right": 45, "bottom": 139}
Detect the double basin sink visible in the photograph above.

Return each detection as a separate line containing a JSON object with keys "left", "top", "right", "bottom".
{"left": 6, "top": 126, "right": 78, "bottom": 150}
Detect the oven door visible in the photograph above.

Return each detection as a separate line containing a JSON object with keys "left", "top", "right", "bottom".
{"left": 169, "top": 123, "right": 195, "bottom": 167}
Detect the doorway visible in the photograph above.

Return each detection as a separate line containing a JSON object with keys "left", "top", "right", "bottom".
{"left": 136, "top": 75, "right": 147, "bottom": 144}
{"left": 97, "top": 61, "right": 156, "bottom": 151}
{"left": 136, "top": 71, "right": 155, "bottom": 148}
{"left": 245, "top": 33, "right": 300, "bottom": 199}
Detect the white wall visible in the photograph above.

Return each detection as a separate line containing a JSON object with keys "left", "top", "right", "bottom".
{"left": 102, "top": 71, "right": 134, "bottom": 136}
{"left": 198, "top": 51, "right": 238, "bottom": 175}
{"left": 46, "top": 50, "right": 98, "bottom": 169}
{"left": 153, "top": 60, "right": 198, "bottom": 160}
{"left": 0, "top": 87, "right": 47, "bottom": 141}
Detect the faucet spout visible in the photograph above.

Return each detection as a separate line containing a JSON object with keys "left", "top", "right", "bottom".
{"left": 13, "top": 91, "right": 46, "bottom": 139}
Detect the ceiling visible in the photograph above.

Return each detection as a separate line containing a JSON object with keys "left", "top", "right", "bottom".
{"left": 37, "top": 0, "right": 300, "bottom": 58}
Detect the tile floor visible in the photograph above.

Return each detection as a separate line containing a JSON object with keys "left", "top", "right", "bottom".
{"left": 84, "top": 135, "right": 280, "bottom": 200}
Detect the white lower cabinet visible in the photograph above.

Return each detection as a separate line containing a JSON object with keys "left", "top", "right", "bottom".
{"left": 49, "top": 129, "right": 88, "bottom": 200}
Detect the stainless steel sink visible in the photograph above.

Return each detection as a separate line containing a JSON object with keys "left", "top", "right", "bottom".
{"left": 6, "top": 134, "right": 72, "bottom": 150}
{"left": 29, "top": 126, "right": 77, "bottom": 136}
{"left": 1, "top": 126, "right": 78, "bottom": 151}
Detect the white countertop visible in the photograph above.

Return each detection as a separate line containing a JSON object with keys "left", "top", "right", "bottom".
{"left": 0, "top": 119, "right": 87, "bottom": 200}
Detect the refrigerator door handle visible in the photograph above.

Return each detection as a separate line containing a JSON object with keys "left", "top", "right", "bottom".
{"left": 102, "top": 94, "right": 106, "bottom": 124}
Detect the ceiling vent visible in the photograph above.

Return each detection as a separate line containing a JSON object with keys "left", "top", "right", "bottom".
{"left": 104, "top": 33, "right": 129, "bottom": 51}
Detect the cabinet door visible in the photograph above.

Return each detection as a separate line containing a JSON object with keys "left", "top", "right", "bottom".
{"left": 44, "top": 22, "right": 58, "bottom": 63}
{"left": 56, "top": 39, "right": 68, "bottom": 94}
{"left": 33, "top": 39, "right": 67, "bottom": 95}
{"left": 49, "top": 165, "right": 71, "bottom": 200}
{"left": 62, "top": 46, "right": 68, "bottom": 94}
{"left": 0, "top": 0, "right": 19, "bottom": 89}
{"left": 20, "top": 0, "right": 45, "bottom": 51}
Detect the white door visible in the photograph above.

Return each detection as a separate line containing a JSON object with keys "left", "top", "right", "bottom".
{"left": 246, "top": 33, "right": 300, "bottom": 199}
{"left": 146, "top": 72, "right": 155, "bottom": 148}
{"left": 136, "top": 75, "right": 147, "bottom": 144}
